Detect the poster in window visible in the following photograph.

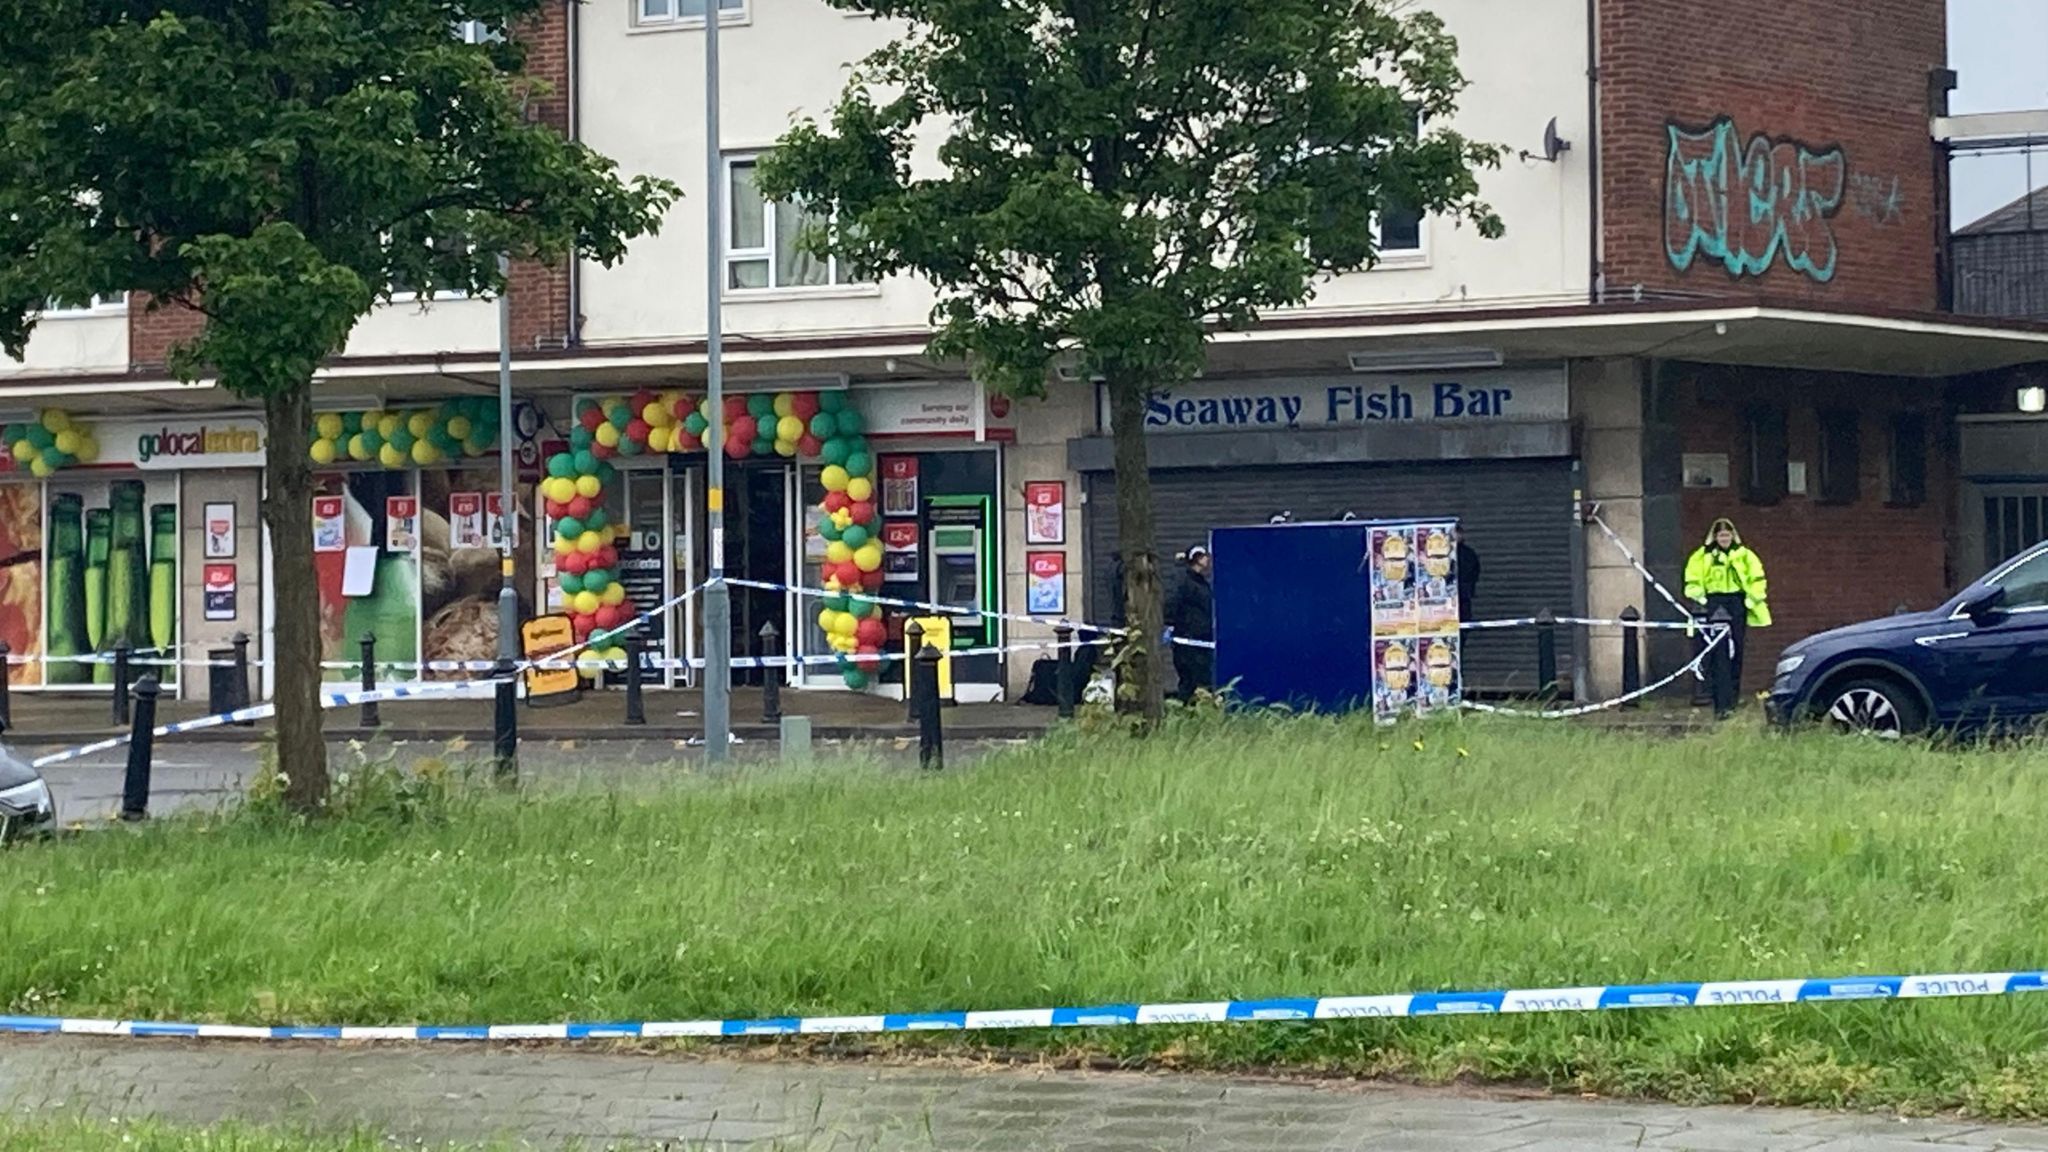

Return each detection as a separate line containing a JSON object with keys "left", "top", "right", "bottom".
{"left": 1024, "top": 481, "right": 1065, "bottom": 545}
{"left": 204, "top": 562, "right": 237, "bottom": 621}
{"left": 880, "top": 456, "right": 919, "bottom": 517}
{"left": 312, "top": 496, "right": 346, "bottom": 553}
{"left": 204, "top": 502, "right": 237, "bottom": 559}
{"left": 448, "top": 492, "right": 485, "bottom": 550}
{"left": 1026, "top": 551, "right": 1067, "bottom": 615}
{"left": 485, "top": 492, "right": 515, "bottom": 548}
{"left": 385, "top": 496, "right": 419, "bottom": 554}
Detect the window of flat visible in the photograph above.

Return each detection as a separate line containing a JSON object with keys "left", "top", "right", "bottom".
{"left": 726, "top": 156, "right": 868, "bottom": 292}
{"left": 1815, "top": 407, "right": 1860, "bottom": 505}
{"left": 1887, "top": 411, "right": 1926, "bottom": 507}
{"left": 41, "top": 294, "right": 125, "bottom": 316}
{"left": 1740, "top": 405, "right": 1787, "bottom": 505}
{"left": 388, "top": 235, "right": 472, "bottom": 302}
{"left": 636, "top": 0, "right": 743, "bottom": 28}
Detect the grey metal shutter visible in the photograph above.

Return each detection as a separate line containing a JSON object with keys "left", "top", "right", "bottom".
{"left": 1083, "top": 458, "right": 1576, "bottom": 693}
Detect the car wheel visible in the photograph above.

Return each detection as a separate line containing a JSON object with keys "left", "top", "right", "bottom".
{"left": 1820, "top": 678, "right": 1926, "bottom": 738}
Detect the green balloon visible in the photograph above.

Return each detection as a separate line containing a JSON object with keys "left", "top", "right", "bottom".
{"left": 26, "top": 425, "right": 53, "bottom": 449}
{"left": 430, "top": 426, "right": 459, "bottom": 452}
{"left": 823, "top": 593, "right": 850, "bottom": 613}
{"left": 559, "top": 572, "right": 585, "bottom": 596}
{"left": 570, "top": 427, "right": 594, "bottom": 451}
{"left": 808, "top": 412, "right": 837, "bottom": 439}
{"left": 0, "top": 425, "right": 16, "bottom": 446}
{"left": 841, "top": 524, "right": 869, "bottom": 549}
{"left": 747, "top": 393, "right": 775, "bottom": 418}
{"left": 843, "top": 667, "right": 870, "bottom": 690}
{"left": 819, "top": 391, "right": 845, "bottom": 413}
{"left": 607, "top": 404, "right": 632, "bottom": 431}
{"left": 573, "top": 449, "right": 598, "bottom": 475}
{"left": 821, "top": 438, "right": 850, "bottom": 466}
{"left": 463, "top": 436, "right": 490, "bottom": 456}
{"left": 596, "top": 461, "right": 618, "bottom": 485}
{"left": 684, "top": 412, "right": 709, "bottom": 436}
{"left": 40, "top": 446, "right": 65, "bottom": 468}
{"left": 555, "top": 515, "right": 585, "bottom": 539}
{"left": 844, "top": 451, "right": 872, "bottom": 478}
{"left": 848, "top": 595, "right": 877, "bottom": 618}
{"left": 818, "top": 518, "right": 843, "bottom": 543}
{"left": 835, "top": 409, "right": 864, "bottom": 437}
{"left": 389, "top": 427, "right": 417, "bottom": 452}
{"left": 582, "top": 568, "right": 612, "bottom": 593}
{"left": 584, "top": 507, "right": 609, "bottom": 532}
{"left": 619, "top": 437, "right": 643, "bottom": 456}
{"left": 548, "top": 453, "right": 575, "bottom": 479}
{"left": 358, "top": 429, "right": 384, "bottom": 454}
{"left": 341, "top": 412, "right": 363, "bottom": 435}
{"left": 753, "top": 437, "right": 775, "bottom": 457}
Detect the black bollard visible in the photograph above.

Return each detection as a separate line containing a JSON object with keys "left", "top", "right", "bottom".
{"left": 1534, "top": 610, "right": 1558, "bottom": 700}
{"left": 759, "top": 622, "right": 781, "bottom": 723}
{"left": 0, "top": 641, "right": 12, "bottom": 735}
{"left": 1054, "top": 624, "right": 1076, "bottom": 720}
{"left": 914, "top": 641, "right": 944, "bottom": 771}
{"left": 903, "top": 620, "right": 924, "bottom": 723}
{"left": 1619, "top": 606, "right": 1642, "bottom": 710}
{"left": 493, "top": 656, "right": 518, "bottom": 786}
{"left": 359, "top": 632, "right": 381, "bottom": 728}
{"left": 120, "top": 674, "right": 160, "bottom": 822}
{"left": 231, "top": 631, "right": 254, "bottom": 726}
{"left": 622, "top": 628, "right": 646, "bottom": 726}
{"left": 110, "top": 638, "right": 133, "bottom": 727}
{"left": 1707, "top": 606, "right": 1737, "bottom": 719}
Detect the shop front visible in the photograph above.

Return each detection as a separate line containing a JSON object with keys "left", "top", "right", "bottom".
{"left": 1069, "top": 366, "right": 1580, "bottom": 693}
{"left": 0, "top": 410, "right": 267, "bottom": 696}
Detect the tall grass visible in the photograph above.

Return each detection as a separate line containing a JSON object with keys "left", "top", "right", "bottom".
{"left": 7, "top": 715, "right": 2048, "bottom": 1114}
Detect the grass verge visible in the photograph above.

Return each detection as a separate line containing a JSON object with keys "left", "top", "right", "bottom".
{"left": 7, "top": 715, "right": 2048, "bottom": 1116}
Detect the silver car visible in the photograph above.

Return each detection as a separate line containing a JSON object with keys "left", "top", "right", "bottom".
{"left": 0, "top": 748, "right": 56, "bottom": 843}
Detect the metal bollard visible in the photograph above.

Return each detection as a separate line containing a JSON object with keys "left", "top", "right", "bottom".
{"left": 493, "top": 656, "right": 518, "bottom": 786}
{"left": 110, "top": 638, "right": 133, "bottom": 727}
{"left": 359, "top": 632, "right": 380, "bottom": 728}
{"left": 1707, "top": 606, "right": 1737, "bottom": 719}
{"left": 1619, "top": 606, "right": 1642, "bottom": 710}
{"left": 121, "top": 674, "right": 160, "bottom": 821}
{"left": 231, "top": 631, "right": 254, "bottom": 726}
{"left": 0, "top": 641, "right": 12, "bottom": 734}
{"left": 622, "top": 628, "right": 646, "bottom": 726}
{"left": 903, "top": 620, "right": 924, "bottom": 723}
{"left": 759, "top": 622, "right": 782, "bottom": 724}
{"left": 914, "top": 641, "right": 944, "bottom": 771}
{"left": 1054, "top": 623, "right": 1076, "bottom": 720}
{"left": 1534, "top": 610, "right": 1558, "bottom": 700}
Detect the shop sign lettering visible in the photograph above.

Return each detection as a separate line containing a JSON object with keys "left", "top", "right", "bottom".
{"left": 95, "top": 417, "right": 268, "bottom": 470}
{"left": 1109, "top": 369, "right": 1568, "bottom": 434}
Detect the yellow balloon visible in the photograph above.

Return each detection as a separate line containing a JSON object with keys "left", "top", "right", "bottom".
{"left": 832, "top": 612, "right": 857, "bottom": 637}
{"left": 407, "top": 411, "right": 433, "bottom": 438}
{"left": 53, "top": 430, "right": 80, "bottom": 455}
{"left": 315, "top": 413, "right": 344, "bottom": 439}
{"left": 774, "top": 439, "right": 798, "bottom": 458}
{"left": 29, "top": 458, "right": 51, "bottom": 478}
{"left": 576, "top": 530, "right": 604, "bottom": 555}
{"left": 11, "top": 441, "right": 33, "bottom": 462}
{"left": 816, "top": 608, "right": 840, "bottom": 631}
{"left": 446, "top": 415, "right": 473, "bottom": 440}
{"left": 826, "top": 541, "right": 853, "bottom": 564}
{"left": 647, "top": 427, "right": 671, "bottom": 454}
{"left": 821, "top": 465, "right": 850, "bottom": 493}
{"left": 40, "top": 410, "right": 69, "bottom": 433}
{"left": 772, "top": 392, "right": 795, "bottom": 418}
{"left": 347, "top": 434, "right": 371, "bottom": 461}
{"left": 642, "top": 402, "right": 669, "bottom": 428}
{"left": 379, "top": 444, "right": 406, "bottom": 468}
{"left": 822, "top": 574, "right": 843, "bottom": 592}
{"left": 411, "top": 440, "right": 440, "bottom": 465}
{"left": 601, "top": 583, "right": 626, "bottom": 606}
{"left": 360, "top": 409, "right": 385, "bottom": 433}
{"left": 309, "top": 439, "right": 338, "bottom": 465}
{"left": 572, "top": 590, "right": 601, "bottom": 616}
{"left": 574, "top": 474, "right": 602, "bottom": 499}
{"left": 854, "top": 543, "right": 883, "bottom": 573}
{"left": 574, "top": 652, "right": 607, "bottom": 677}
{"left": 553, "top": 534, "right": 576, "bottom": 558}
{"left": 830, "top": 509, "right": 853, "bottom": 531}
{"left": 776, "top": 415, "right": 803, "bottom": 442}
{"left": 846, "top": 476, "right": 874, "bottom": 503}
{"left": 595, "top": 423, "right": 620, "bottom": 448}
{"left": 73, "top": 437, "right": 98, "bottom": 464}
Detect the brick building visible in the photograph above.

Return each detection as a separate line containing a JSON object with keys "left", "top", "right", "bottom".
{"left": 1, "top": 0, "right": 2045, "bottom": 709}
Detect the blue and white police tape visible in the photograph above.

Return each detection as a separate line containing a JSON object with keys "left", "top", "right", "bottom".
{"left": 27, "top": 679, "right": 508, "bottom": 770}
{"left": 1462, "top": 624, "right": 1729, "bottom": 720}
{"left": 2, "top": 968, "right": 2041, "bottom": 1044}
{"left": 1588, "top": 509, "right": 1696, "bottom": 624}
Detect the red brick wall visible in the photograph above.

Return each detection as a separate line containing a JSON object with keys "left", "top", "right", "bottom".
{"left": 1599, "top": 0, "right": 1945, "bottom": 313}
{"left": 1673, "top": 364, "right": 1953, "bottom": 692}
{"left": 128, "top": 293, "right": 208, "bottom": 373}
{"left": 506, "top": 0, "right": 574, "bottom": 351}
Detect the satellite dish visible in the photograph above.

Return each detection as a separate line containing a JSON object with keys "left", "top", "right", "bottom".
{"left": 1543, "top": 117, "right": 1573, "bottom": 162}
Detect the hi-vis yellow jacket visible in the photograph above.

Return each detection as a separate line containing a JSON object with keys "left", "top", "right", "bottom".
{"left": 1683, "top": 517, "right": 1772, "bottom": 628}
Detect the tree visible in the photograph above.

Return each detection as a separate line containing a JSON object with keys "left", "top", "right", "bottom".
{"left": 759, "top": 0, "right": 1502, "bottom": 722}
{"left": 0, "top": 0, "right": 676, "bottom": 810}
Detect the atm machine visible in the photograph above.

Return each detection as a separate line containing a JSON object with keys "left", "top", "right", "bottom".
{"left": 924, "top": 494, "right": 999, "bottom": 695}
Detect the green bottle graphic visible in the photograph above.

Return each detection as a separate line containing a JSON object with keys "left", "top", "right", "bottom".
{"left": 149, "top": 503, "right": 177, "bottom": 653}
{"left": 104, "top": 481, "right": 151, "bottom": 662}
{"left": 85, "top": 508, "right": 110, "bottom": 684}
{"left": 45, "top": 494, "right": 89, "bottom": 686}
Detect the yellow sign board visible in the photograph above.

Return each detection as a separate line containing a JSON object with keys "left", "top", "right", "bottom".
{"left": 906, "top": 614, "right": 955, "bottom": 702}
{"left": 520, "top": 615, "right": 580, "bottom": 702}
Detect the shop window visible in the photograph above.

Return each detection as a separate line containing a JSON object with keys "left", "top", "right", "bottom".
{"left": 1740, "top": 405, "right": 1787, "bottom": 505}
{"left": 1815, "top": 407, "right": 1860, "bottom": 505}
{"left": 1888, "top": 411, "right": 1927, "bottom": 508}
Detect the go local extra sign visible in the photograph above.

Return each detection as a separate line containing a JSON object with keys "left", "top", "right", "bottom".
{"left": 92, "top": 417, "right": 268, "bottom": 470}
{"left": 1100, "top": 368, "right": 1569, "bottom": 433}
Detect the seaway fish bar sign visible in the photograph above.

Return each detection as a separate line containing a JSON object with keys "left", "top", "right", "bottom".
{"left": 1101, "top": 369, "right": 1568, "bottom": 434}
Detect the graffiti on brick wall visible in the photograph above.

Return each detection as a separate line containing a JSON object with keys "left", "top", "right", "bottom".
{"left": 1847, "top": 173, "right": 1906, "bottom": 226}
{"left": 1664, "top": 118, "right": 1847, "bottom": 284}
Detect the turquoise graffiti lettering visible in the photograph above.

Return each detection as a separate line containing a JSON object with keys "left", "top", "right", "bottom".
{"left": 1663, "top": 118, "right": 1847, "bottom": 284}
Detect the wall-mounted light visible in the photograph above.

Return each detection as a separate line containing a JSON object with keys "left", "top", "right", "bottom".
{"left": 1347, "top": 347, "right": 1504, "bottom": 374}
{"left": 2018, "top": 385, "right": 2047, "bottom": 414}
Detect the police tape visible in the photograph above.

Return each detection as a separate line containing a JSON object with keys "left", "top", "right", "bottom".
{"left": 26, "top": 679, "right": 508, "bottom": 770}
{"left": 1461, "top": 625, "right": 1730, "bottom": 720}
{"left": 0, "top": 967, "right": 2039, "bottom": 1043}
{"left": 1587, "top": 509, "right": 1697, "bottom": 625}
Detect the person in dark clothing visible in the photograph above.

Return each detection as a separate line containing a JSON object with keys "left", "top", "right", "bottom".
{"left": 1456, "top": 535, "right": 1480, "bottom": 623}
{"left": 1165, "top": 544, "right": 1215, "bottom": 702}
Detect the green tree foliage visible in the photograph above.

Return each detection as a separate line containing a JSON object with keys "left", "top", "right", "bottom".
{"left": 0, "top": 0, "right": 677, "bottom": 809}
{"left": 759, "top": 0, "right": 1503, "bottom": 721}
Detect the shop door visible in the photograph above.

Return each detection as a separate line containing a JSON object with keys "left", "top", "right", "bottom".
{"left": 684, "top": 461, "right": 796, "bottom": 687}
{"left": 667, "top": 464, "right": 696, "bottom": 688}
{"left": 615, "top": 467, "right": 673, "bottom": 686}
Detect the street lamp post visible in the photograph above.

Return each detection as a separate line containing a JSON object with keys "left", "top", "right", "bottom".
{"left": 702, "top": 0, "right": 731, "bottom": 760}
{"left": 494, "top": 251, "right": 520, "bottom": 782}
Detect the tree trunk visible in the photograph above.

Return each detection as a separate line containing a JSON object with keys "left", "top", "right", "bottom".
{"left": 262, "top": 385, "right": 329, "bottom": 813}
{"left": 1106, "top": 376, "right": 1166, "bottom": 725}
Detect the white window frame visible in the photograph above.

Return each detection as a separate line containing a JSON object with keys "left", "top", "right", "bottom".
{"left": 455, "top": 19, "right": 501, "bottom": 43}
{"left": 723, "top": 154, "right": 874, "bottom": 298}
{"left": 386, "top": 235, "right": 473, "bottom": 303}
{"left": 40, "top": 293, "right": 127, "bottom": 318}
{"left": 632, "top": 0, "right": 747, "bottom": 32}
{"left": 1371, "top": 109, "right": 1430, "bottom": 268}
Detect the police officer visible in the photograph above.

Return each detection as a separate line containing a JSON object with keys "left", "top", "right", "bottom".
{"left": 1684, "top": 517, "right": 1771, "bottom": 700}
{"left": 1166, "top": 544, "right": 1214, "bottom": 702}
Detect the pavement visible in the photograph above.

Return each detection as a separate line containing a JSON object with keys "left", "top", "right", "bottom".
{"left": 5, "top": 1038, "right": 2047, "bottom": 1151}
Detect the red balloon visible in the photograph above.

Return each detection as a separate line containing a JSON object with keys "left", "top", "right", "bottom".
{"left": 842, "top": 561, "right": 867, "bottom": 588}
{"left": 729, "top": 415, "right": 757, "bottom": 444}
{"left": 823, "top": 492, "right": 851, "bottom": 514}
{"left": 593, "top": 604, "right": 625, "bottom": 630}
{"left": 571, "top": 614, "right": 595, "bottom": 641}
{"left": 724, "top": 437, "right": 748, "bottom": 460}
{"left": 594, "top": 441, "right": 616, "bottom": 459}
{"left": 672, "top": 396, "right": 695, "bottom": 422}
{"left": 791, "top": 392, "right": 821, "bottom": 420}
{"left": 848, "top": 501, "right": 875, "bottom": 526}
{"left": 630, "top": 388, "right": 657, "bottom": 413}
{"left": 625, "top": 418, "right": 651, "bottom": 444}
{"left": 563, "top": 496, "right": 591, "bottom": 521}
{"left": 723, "top": 395, "right": 749, "bottom": 419}
{"left": 797, "top": 434, "right": 824, "bottom": 458}
{"left": 595, "top": 546, "right": 619, "bottom": 570}
{"left": 578, "top": 406, "right": 605, "bottom": 432}
{"left": 855, "top": 617, "right": 885, "bottom": 645}
{"left": 544, "top": 498, "right": 567, "bottom": 520}
{"left": 676, "top": 430, "right": 701, "bottom": 451}
{"left": 855, "top": 653, "right": 882, "bottom": 675}
{"left": 560, "top": 551, "right": 588, "bottom": 575}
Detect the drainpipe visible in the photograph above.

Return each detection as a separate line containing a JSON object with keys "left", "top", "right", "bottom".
{"left": 565, "top": 0, "right": 583, "bottom": 346}
{"left": 1585, "top": 0, "right": 1603, "bottom": 304}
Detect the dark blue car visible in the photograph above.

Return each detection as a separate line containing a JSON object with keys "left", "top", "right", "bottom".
{"left": 1767, "top": 540, "right": 2048, "bottom": 736}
